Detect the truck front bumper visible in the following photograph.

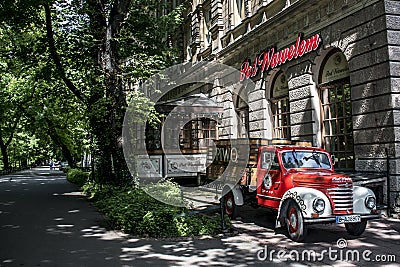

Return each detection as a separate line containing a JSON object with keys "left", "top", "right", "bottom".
{"left": 304, "top": 213, "right": 381, "bottom": 224}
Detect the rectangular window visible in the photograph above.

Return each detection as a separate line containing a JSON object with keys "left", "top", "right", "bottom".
{"left": 180, "top": 118, "right": 218, "bottom": 150}
{"left": 237, "top": 109, "right": 249, "bottom": 138}
{"left": 146, "top": 124, "right": 162, "bottom": 151}
{"left": 204, "top": 7, "right": 212, "bottom": 46}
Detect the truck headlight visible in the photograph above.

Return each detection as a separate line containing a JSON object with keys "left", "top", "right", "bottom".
{"left": 365, "top": 195, "right": 376, "bottom": 209}
{"left": 313, "top": 198, "right": 325, "bottom": 214}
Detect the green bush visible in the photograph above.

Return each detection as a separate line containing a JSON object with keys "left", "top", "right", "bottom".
{"left": 62, "top": 166, "right": 71, "bottom": 174}
{"left": 81, "top": 180, "right": 230, "bottom": 237}
{"left": 66, "top": 169, "right": 90, "bottom": 188}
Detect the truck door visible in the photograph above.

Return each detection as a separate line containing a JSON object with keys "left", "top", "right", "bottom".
{"left": 256, "top": 150, "right": 282, "bottom": 209}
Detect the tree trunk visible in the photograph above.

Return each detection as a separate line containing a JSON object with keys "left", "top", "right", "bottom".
{"left": 46, "top": 129, "right": 76, "bottom": 168}
{"left": 42, "top": 116, "right": 77, "bottom": 168}
{"left": 45, "top": 0, "right": 132, "bottom": 184}
{"left": 0, "top": 117, "right": 20, "bottom": 171}
{"left": 88, "top": 0, "right": 131, "bottom": 184}
{"left": 0, "top": 139, "right": 10, "bottom": 171}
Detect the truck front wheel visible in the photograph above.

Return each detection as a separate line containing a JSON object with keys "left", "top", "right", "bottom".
{"left": 286, "top": 201, "right": 307, "bottom": 242}
{"left": 224, "top": 192, "right": 239, "bottom": 219}
{"left": 345, "top": 220, "right": 367, "bottom": 236}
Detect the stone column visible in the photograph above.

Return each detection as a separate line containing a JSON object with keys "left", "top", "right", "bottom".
{"left": 214, "top": 85, "right": 236, "bottom": 139}
{"left": 248, "top": 79, "right": 270, "bottom": 139}
{"left": 286, "top": 65, "right": 315, "bottom": 144}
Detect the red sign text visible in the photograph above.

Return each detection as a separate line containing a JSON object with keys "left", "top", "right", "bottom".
{"left": 239, "top": 33, "right": 321, "bottom": 81}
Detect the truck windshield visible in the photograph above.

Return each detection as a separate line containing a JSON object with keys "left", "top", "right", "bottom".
{"left": 282, "top": 151, "right": 331, "bottom": 169}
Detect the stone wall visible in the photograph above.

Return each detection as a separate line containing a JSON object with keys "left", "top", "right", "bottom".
{"left": 384, "top": 0, "right": 400, "bottom": 213}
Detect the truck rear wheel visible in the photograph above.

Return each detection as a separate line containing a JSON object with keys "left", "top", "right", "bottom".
{"left": 224, "top": 191, "right": 239, "bottom": 219}
{"left": 345, "top": 220, "right": 367, "bottom": 236}
{"left": 286, "top": 201, "right": 307, "bottom": 242}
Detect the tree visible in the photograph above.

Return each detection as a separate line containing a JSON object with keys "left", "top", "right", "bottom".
{"left": 0, "top": 73, "right": 23, "bottom": 170}
{"left": 0, "top": 0, "right": 183, "bottom": 180}
{"left": 0, "top": 20, "right": 39, "bottom": 170}
{"left": 0, "top": 3, "right": 88, "bottom": 170}
{"left": 43, "top": 0, "right": 183, "bottom": 183}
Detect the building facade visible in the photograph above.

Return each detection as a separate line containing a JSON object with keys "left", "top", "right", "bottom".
{"left": 155, "top": 0, "right": 400, "bottom": 212}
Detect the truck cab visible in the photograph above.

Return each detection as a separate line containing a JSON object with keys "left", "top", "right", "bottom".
{"left": 256, "top": 146, "right": 335, "bottom": 210}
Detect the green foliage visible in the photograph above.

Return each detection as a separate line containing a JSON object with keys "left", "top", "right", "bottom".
{"left": 0, "top": 5, "right": 89, "bottom": 169}
{"left": 62, "top": 166, "right": 71, "bottom": 174}
{"left": 66, "top": 168, "right": 90, "bottom": 188}
{"left": 0, "top": 0, "right": 185, "bottom": 182}
{"left": 82, "top": 180, "right": 228, "bottom": 237}
{"left": 143, "top": 179, "right": 186, "bottom": 207}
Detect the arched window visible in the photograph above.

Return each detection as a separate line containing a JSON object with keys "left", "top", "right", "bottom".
{"left": 270, "top": 71, "right": 290, "bottom": 139}
{"left": 319, "top": 50, "right": 354, "bottom": 170}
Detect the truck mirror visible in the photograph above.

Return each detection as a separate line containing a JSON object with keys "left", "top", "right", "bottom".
{"left": 331, "top": 155, "right": 336, "bottom": 165}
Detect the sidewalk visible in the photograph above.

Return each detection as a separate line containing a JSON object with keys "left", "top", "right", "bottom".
{"left": 386, "top": 217, "right": 400, "bottom": 233}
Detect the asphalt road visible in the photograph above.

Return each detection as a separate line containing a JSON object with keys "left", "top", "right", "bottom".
{"left": 0, "top": 168, "right": 399, "bottom": 266}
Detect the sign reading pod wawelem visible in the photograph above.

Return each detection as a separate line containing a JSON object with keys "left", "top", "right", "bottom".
{"left": 240, "top": 33, "right": 322, "bottom": 81}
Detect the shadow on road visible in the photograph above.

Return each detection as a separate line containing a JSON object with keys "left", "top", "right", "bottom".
{"left": 1, "top": 168, "right": 399, "bottom": 266}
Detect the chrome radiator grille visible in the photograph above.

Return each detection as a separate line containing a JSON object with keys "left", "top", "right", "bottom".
{"left": 326, "top": 185, "right": 353, "bottom": 214}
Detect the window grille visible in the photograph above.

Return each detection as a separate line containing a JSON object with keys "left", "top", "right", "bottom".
{"left": 179, "top": 118, "right": 218, "bottom": 150}
{"left": 270, "top": 96, "right": 291, "bottom": 139}
{"left": 270, "top": 71, "right": 290, "bottom": 139}
{"left": 320, "top": 82, "right": 354, "bottom": 170}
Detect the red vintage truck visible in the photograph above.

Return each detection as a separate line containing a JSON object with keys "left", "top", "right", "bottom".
{"left": 205, "top": 139, "right": 381, "bottom": 241}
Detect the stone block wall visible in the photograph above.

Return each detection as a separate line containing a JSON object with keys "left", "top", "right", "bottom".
{"left": 384, "top": 0, "right": 400, "bottom": 213}
{"left": 248, "top": 79, "right": 270, "bottom": 138}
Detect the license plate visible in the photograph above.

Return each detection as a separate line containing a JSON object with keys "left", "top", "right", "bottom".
{"left": 336, "top": 215, "right": 361, "bottom": 224}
